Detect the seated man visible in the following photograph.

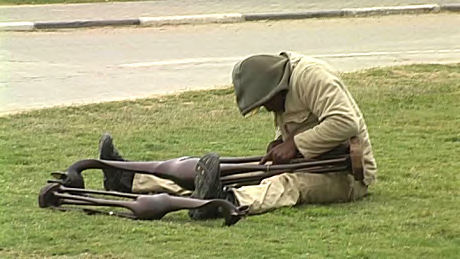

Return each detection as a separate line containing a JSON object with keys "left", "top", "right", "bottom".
{"left": 101, "top": 51, "right": 377, "bottom": 218}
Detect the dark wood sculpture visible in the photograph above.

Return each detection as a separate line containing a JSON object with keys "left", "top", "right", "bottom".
{"left": 39, "top": 183, "right": 248, "bottom": 226}
{"left": 39, "top": 137, "right": 364, "bottom": 226}
{"left": 49, "top": 137, "right": 363, "bottom": 190}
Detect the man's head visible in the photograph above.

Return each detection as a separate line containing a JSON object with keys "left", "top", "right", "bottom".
{"left": 262, "top": 90, "right": 287, "bottom": 113}
{"left": 232, "top": 54, "right": 291, "bottom": 116}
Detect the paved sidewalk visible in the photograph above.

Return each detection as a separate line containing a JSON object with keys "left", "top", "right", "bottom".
{"left": 1, "top": 0, "right": 459, "bottom": 23}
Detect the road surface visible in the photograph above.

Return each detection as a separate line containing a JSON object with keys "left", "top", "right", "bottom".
{"left": 1, "top": 13, "right": 459, "bottom": 115}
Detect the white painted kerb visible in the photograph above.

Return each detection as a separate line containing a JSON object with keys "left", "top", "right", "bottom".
{"left": 140, "top": 13, "right": 244, "bottom": 26}
{"left": 343, "top": 4, "right": 440, "bottom": 15}
{"left": 0, "top": 22, "right": 34, "bottom": 31}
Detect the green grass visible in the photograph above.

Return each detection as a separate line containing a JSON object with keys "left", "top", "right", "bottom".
{"left": 0, "top": 0, "right": 141, "bottom": 5}
{"left": 0, "top": 64, "right": 459, "bottom": 258}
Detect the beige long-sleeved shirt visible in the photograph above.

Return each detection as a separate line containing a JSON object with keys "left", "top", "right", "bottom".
{"left": 275, "top": 52, "right": 377, "bottom": 185}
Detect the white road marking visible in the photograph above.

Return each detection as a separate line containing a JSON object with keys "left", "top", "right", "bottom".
{"left": 119, "top": 49, "right": 460, "bottom": 68}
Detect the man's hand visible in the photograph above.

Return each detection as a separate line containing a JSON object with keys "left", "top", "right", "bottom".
{"left": 260, "top": 136, "right": 298, "bottom": 165}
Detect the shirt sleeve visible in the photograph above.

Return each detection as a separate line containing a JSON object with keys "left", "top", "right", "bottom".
{"left": 293, "top": 66, "right": 360, "bottom": 158}
{"left": 274, "top": 126, "right": 282, "bottom": 140}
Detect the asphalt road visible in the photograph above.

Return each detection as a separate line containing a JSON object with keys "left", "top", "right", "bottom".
{"left": 1, "top": 13, "right": 460, "bottom": 115}
{"left": 1, "top": 0, "right": 458, "bottom": 22}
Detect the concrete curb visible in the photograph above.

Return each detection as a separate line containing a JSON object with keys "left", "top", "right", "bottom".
{"left": 0, "top": 21, "right": 34, "bottom": 31}
{"left": 1, "top": 3, "right": 459, "bottom": 31}
{"left": 34, "top": 19, "right": 140, "bottom": 29}
{"left": 244, "top": 4, "right": 441, "bottom": 20}
{"left": 139, "top": 13, "right": 244, "bottom": 26}
{"left": 442, "top": 3, "right": 460, "bottom": 11}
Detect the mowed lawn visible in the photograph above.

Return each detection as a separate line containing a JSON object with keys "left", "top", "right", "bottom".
{"left": 0, "top": 64, "right": 459, "bottom": 258}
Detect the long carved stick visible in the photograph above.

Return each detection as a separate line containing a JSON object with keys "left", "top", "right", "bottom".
{"left": 50, "top": 155, "right": 349, "bottom": 189}
{"left": 39, "top": 183, "right": 247, "bottom": 226}
{"left": 50, "top": 137, "right": 363, "bottom": 190}
{"left": 221, "top": 164, "right": 349, "bottom": 186}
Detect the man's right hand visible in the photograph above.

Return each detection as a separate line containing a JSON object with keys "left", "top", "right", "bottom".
{"left": 260, "top": 136, "right": 298, "bottom": 165}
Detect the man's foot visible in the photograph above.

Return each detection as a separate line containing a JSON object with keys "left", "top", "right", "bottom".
{"left": 189, "top": 153, "right": 226, "bottom": 220}
{"left": 98, "top": 133, "right": 134, "bottom": 193}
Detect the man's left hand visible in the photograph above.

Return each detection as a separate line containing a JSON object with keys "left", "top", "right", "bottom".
{"left": 260, "top": 136, "right": 298, "bottom": 164}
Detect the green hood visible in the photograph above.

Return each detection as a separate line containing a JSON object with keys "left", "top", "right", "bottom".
{"left": 232, "top": 54, "right": 291, "bottom": 116}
